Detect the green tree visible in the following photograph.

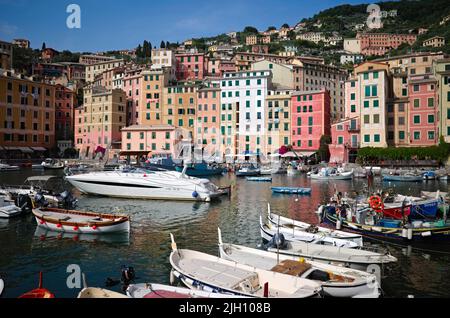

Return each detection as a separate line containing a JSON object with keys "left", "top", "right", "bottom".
{"left": 42, "top": 42, "right": 46, "bottom": 51}
{"left": 160, "top": 41, "right": 166, "bottom": 49}
{"left": 281, "top": 23, "right": 290, "bottom": 29}
{"left": 243, "top": 26, "right": 258, "bottom": 34}
{"left": 267, "top": 26, "right": 277, "bottom": 31}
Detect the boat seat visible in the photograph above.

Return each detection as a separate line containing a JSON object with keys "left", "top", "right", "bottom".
{"left": 271, "top": 260, "right": 312, "bottom": 277}
{"left": 232, "top": 273, "right": 261, "bottom": 294}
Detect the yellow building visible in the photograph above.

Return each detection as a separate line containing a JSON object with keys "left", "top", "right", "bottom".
{"left": 163, "top": 83, "right": 198, "bottom": 139}
{"left": 435, "top": 58, "right": 450, "bottom": 142}
{"left": 139, "top": 68, "right": 170, "bottom": 126}
{"left": 265, "top": 90, "right": 292, "bottom": 154}
{"left": 0, "top": 70, "right": 56, "bottom": 152}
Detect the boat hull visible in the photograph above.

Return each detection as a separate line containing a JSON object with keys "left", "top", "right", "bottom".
{"left": 382, "top": 175, "right": 422, "bottom": 182}
{"left": 322, "top": 211, "right": 450, "bottom": 242}
{"left": 66, "top": 176, "right": 218, "bottom": 202}
{"left": 271, "top": 187, "right": 311, "bottom": 195}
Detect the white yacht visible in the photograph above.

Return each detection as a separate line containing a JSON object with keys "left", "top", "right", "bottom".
{"left": 65, "top": 168, "right": 224, "bottom": 202}
{"left": 0, "top": 162, "right": 20, "bottom": 171}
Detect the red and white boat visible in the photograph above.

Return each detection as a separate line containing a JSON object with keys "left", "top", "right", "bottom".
{"left": 18, "top": 272, "right": 55, "bottom": 299}
{"left": 32, "top": 208, "right": 130, "bottom": 234}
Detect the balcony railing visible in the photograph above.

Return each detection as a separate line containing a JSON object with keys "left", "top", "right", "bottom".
{"left": 348, "top": 126, "right": 359, "bottom": 132}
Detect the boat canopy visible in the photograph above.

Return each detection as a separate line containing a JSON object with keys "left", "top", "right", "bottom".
{"left": 26, "top": 176, "right": 60, "bottom": 183}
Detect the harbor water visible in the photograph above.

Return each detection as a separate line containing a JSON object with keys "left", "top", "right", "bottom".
{"left": 1, "top": 169, "right": 450, "bottom": 298}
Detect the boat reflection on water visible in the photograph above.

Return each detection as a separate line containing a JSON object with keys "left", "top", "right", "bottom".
{"left": 34, "top": 227, "right": 130, "bottom": 245}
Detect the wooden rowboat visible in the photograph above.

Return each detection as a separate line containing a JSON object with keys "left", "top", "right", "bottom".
{"left": 127, "top": 283, "right": 246, "bottom": 298}
{"left": 169, "top": 234, "right": 322, "bottom": 298}
{"left": 78, "top": 288, "right": 129, "bottom": 298}
{"left": 18, "top": 272, "right": 55, "bottom": 298}
{"left": 32, "top": 208, "right": 130, "bottom": 234}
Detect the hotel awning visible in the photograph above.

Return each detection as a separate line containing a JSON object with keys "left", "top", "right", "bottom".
{"left": 31, "top": 147, "right": 47, "bottom": 152}
{"left": 119, "top": 151, "right": 152, "bottom": 157}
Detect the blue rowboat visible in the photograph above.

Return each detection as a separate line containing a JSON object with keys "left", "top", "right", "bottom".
{"left": 382, "top": 174, "right": 423, "bottom": 182}
{"left": 246, "top": 177, "right": 272, "bottom": 182}
{"left": 271, "top": 187, "right": 312, "bottom": 195}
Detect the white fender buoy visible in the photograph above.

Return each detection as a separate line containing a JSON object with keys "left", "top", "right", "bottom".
{"left": 336, "top": 219, "right": 342, "bottom": 230}
{"left": 402, "top": 228, "right": 408, "bottom": 238}
{"left": 407, "top": 228, "right": 413, "bottom": 241}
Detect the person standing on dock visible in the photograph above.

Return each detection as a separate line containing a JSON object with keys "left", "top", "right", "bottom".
{"left": 367, "top": 167, "right": 374, "bottom": 191}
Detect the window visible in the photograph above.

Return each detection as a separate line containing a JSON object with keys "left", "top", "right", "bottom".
{"left": 414, "top": 131, "right": 420, "bottom": 140}
{"left": 364, "top": 135, "right": 370, "bottom": 143}
{"left": 413, "top": 99, "right": 420, "bottom": 108}
{"left": 365, "top": 86, "right": 371, "bottom": 97}
{"left": 414, "top": 115, "right": 420, "bottom": 124}
{"left": 413, "top": 85, "right": 419, "bottom": 92}
{"left": 373, "top": 72, "right": 379, "bottom": 79}
{"left": 257, "top": 79, "right": 261, "bottom": 85}
{"left": 351, "top": 105, "right": 356, "bottom": 113}
{"left": 402, "top": 88, "right": 408, "bottom": 96}
{"left": 351, "top": 93, "right": 355, "bottom": 101}
{"left": 364, "top": 101, "right": 369, "bottom": 108}
{"left": 373, "top": 114, "right": 380, "bottom": 124}
{"left": 428, "top": 114, "right": 435, "bottom": 123}
{"left": 428, "top": 98, "right": 434, "bottom": 107}
{"left": 363, "top": 73, "right": 369, "bottom": 80}
{"left": 374, "top": 134, "right": 380, "bottom": 142}
{"left": 399, "top": 131, "right": 405, "bottom": 140}
{"left": 338, "top": 136, "right": 344, "bottom": 145}
{"left": 428, "top": 131, "right": 435, "bottom": 140}
{"left": 373, "top": 100, "right": 379, "bottom": 108}
{"left": 364, "top": 115, "right": 370, "bottom": 124}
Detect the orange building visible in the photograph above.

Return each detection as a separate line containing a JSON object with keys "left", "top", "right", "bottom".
{"left": 0, "top": 70, "right": 56, "bottom": 154}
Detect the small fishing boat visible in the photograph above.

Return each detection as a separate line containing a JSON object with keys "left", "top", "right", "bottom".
{"left": 218, "top": 229, "right": 380, "bottom": 298}
{"left": 0, "top": 162, "right": 20, "bottom": 171}
{"left": 260, "top": 166, "right": 273, "bottom": 175}
{"left": 18, "top": 272, "right": 55, "bottom": 298}
{"left": 246, "top": 177, "right": 272, "bottom": 182}
{"left": 78, "top": 288, "right": 129, "bottom": 298}
{"left": 169, "top": 234, "right": 322, "bottom": 298}
{"left": 382, "top": 174, "right": 422, "bottom": 182}
{"left": 267, "top": 204, "right": 363, "bottom": 246}
{"left": 127, "top": 283, "right": 246, "bottom": 298}
{"left": 260, "top": 215, "right": 358, "bottom": 248}
{"left": 422, "top": 171, "right": 437, "bottom": 181}
{"left": 260, "top": 224, "right": 396, "bottom": 271}
{"left": 320, "top": 205, "right": 450, "bottom": 243}
{"left": 236, "top": 165, "right": 260, "bottom": 177}
{"left": 175, "top": 163, "right": 225, "bottom": 177}
{"left": 421, "top": 191, "right": 448, "bottom": 200}
{"left": 0, "top": 194, "right": 33, "bottom": 219}
{"left": 439, "top": 175, "right": 449, "bottom": 181}
{"left": 287, "top": 166, "right": 301, "bottom": 176}
{"left": 32, "top": 208, "right": 130, "bottom": 234}
{"left": 310, "top": 168, "right": 354, "bottom": 180}
{"left": 41, "top": 158, "right": 65, "bottom": 170}
{"left": 271, "top": 187, "right": 311, "bottom": 195}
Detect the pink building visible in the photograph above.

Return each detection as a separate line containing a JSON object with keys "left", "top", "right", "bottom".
{"left": 357, "top": 33, "right": 417, "bottom": 56}
{"left": 55, "top": 84, "right": 75, "bottom": 140}
{"left": 123, "top": 68, "right": 142, "bottom": 126}
{"left": 291, "top": 90, "right": 331, "bottom": 152}
{"left": 175, "top": 52, "right": 207, "bottom": 81}
{"left": 329, "top": 118, "right": 360, "bottom": 164}
{"left": 121, "top": 125, "right": 178, "bottom": 158}
{"left": 408, "top": 76, "right": 439, "bottom": 146}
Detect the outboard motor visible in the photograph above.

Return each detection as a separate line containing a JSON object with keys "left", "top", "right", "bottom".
{"left": 57, "top": 191, "right": 78, "bottom": 209}
{"left": 34, "top": 192, "right": 49, "bottom": 208}
{"left": 15, "top": 194, "right": 33, "bottom": 214}
{"left": 264, "top": 233, "right": 287, "bottom": 250}
{"left": 121, "top": 266, "right": 135, "bottom": 285}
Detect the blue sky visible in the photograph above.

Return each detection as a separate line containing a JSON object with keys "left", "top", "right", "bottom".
{"left": 0, "top": 0, "right": 372, "bottom": 52}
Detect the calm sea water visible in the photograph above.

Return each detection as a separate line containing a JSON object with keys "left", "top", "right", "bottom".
{"left": 1, "top": 169, "right": 450, "bottom": 298}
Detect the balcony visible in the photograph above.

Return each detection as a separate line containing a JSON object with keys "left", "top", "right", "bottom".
{"left": 348, "top": 126, "right": 360, "bottom": 132}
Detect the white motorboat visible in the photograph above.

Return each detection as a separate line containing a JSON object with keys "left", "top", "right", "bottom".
{"left": 78, "top": 288, "right": 129, "bottom": 298}
{"left": 41, "top": 158, "right": 65, "bottom": 170}
{"left": 0, "top": 277, "right": 4, "bottom": 296}
{"left": 421, "top": 191, "right": 448, "bottom": 200}
{"left": 261, "top": 214, "right": 358, "bottom": 248}
{"left": 127, "top": 283, "right": 246, "bottom": 298}
{"left": 218, "top": 229, "right": 380, "bottom": 298}
{"left": 287, "top": 166, "right": 301, "bottom": 176}
{"left": 267, "top": 204, "right": 363, "bottom": 246}
{"left": 0, "top": 176, "right": 75, "bottom": 207}
{"left": 0, "top": 195, "right": 33, "bottom": 219}
{"left": 65, "top": 168, "right": 224, "bottom": 202}
{"left": 0, "top": 162, "right": 20, "bottom": 171}
{"left": 310, "top": 168, "right": 354, "bottom": 180}
{"left": 169, "top": 234, "right": 322, "bottom": 298}
{"left": 32, "top": 207, "right": 130, "bottom": 234}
